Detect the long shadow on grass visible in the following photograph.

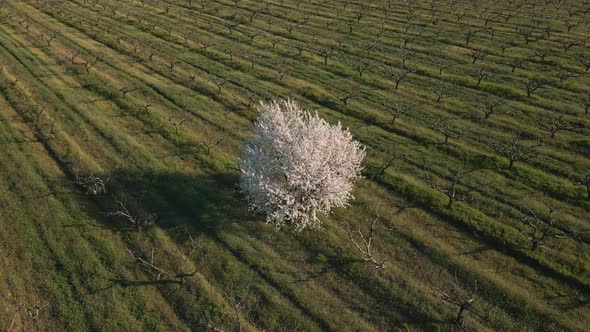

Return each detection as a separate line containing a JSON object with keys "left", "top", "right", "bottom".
{"left": 104, "top": 169, "right": 251, "bottom": 234}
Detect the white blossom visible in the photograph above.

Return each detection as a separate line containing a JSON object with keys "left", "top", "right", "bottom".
{"left": 238, "top": 99, "right": 365, "bottom": 231}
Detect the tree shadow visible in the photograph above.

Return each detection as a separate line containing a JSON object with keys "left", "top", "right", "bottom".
{"left": 101, "top": 169, "right": 252, "bottom": 234}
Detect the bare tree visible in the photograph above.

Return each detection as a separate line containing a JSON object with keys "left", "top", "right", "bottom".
{"left": 570, "top": 166, "right": 590, "bottom": 199}
{"left": 380, "top": 101, "right": 419, "bottom": 126}
{"left": 119, "top": 86, "right": 139, "bottom": 98}
{"left": 344, "top": 217, "right": 386, "bottom": 270}
{"left": 369, "top": 153, "right": 406, "bottom": 178}
{"left": 423, "top": 166, "right": 481, "bottom": 209}
{"left": 7, "top": 300, "right": 50, "bottom": 332}
{"left": 127, "top": 236, "right": 198, "bottom": 281}
{"left": 520, "top": 76, "right": 551, "bottom": 97}
{"left": 80, "top": 53, "right": 102, "bottom": 73}
{"left": 462, "top": 27, "right": 482, "bottom": 46}
{"left": 105, "top": 195, "right": 156, "bottom": 230}
{"left": 513, "top": 202, "right": 571, "bottom": 251}
{"left": 164, "top": 60, "right": 181, "bottom": 73}
{"left": 199, "top": 131, "right": 224, "bottom": 155}
{"left": 212, "top": 76, "right": 230, "bottom": 93}
{"left": 435, "top": 276, "right": 493, "bottom": 328}
{"left": 40, "top": 30, "right": 59, "bottom": 46}
{"left": 469, "top": 49, "right": 488, "bottom": 64}
{"left": 168, "top": 114, "right": 189, "bottom": 136}
{"left": 382, "top": 64, "right": 415, "bottom": 89}
{"left": 74, "top": 171, "right": 115, "bottom": 195}
{"left": 559, "top": 39, "right": 581, "bottom": 54}
{"left": 488, "top": 132, "right": 543, "bottom": 169}
{"left": 343, "top": 53, "right": 373, "bottom": 76}
{"left": 553, "top": 70, "right": 579, "bottom": 83}
{"left": 471, "top": 66, "right": 491, "bottom": 87}
{"left": 576, "top": 55, "right": 590, "bottom": 72}
{"left": 535, "top": 112, "right": 578, "bottom": 139}
{"left": 331, "top": 83, "right": 361, "bottom": 106}
{"left": 472, "top": 99, "right": 503, "bottom": 120}
{"left": 430, "top": 84, "right": 454, "bottom": 103}
{"left": 317, "top": 44, "right": 336, "bottom": 65}
{"left": 505, "top": 57, "right": 527, "bottom": 73}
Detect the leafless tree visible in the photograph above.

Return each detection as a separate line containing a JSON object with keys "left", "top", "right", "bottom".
{"left": 471, "top": 66, "right": 491, "bottom": 87}
{"left": 553, "top": 70, "right": 579, "bottom": 83}
{"left": 472, "top": 99, "right": 503, "bottom": 120}
{"left": 40, "top": 30, "right": 59, "bottom": 46}
{"left": 369, "top": 153, "right": 406, "bottom": 178}
{"left": 570, "top": 166, "right": 590, "bottom": 200}
{"left": 535, "top": 112, "right": 578, "bottom": 139}
{"left": 576, "top": 55, "right": 590, "bottom": 72}
{"left": 381, "top": 101, "right": 419, "bottom": 126}
{"left": 399, "top": 46, "right": 415, "bottom": 65}
{"left": 119, "top": 86, "right": 139, "bottom": 98}
{"left": 317, "top": 44, "right": 336, "bottom": 65}
{"left": 487, "top": 132, "right": 543, "bottom": 169}
{"left": 74, "top": 170, "right": 116, "bottom": 195}
{"left": 559, "top": 39, "right": 581, "bottom": 54}
{"left": 382, "top": 64, "right": 415, "bottom": 89}
{"left": 423, "top": 166, "right": 482, "bottom": 209}
{"left": 331, "top": 83, "right": 361, "bottom": 106}
{"left": 127, "top": 236, "right": 198, "bottom": 281}
{"left": 7, "top": 300, "right": 50, "bottom": 332}
{"left": 343, "top": 53, "right": 373, "bottom": 77}
{"left": 292, "top": 42, "right": 306, "bottom": 56}
{"left": 435, "top": 276, "right": 494, "bottom": 328}
{"left": 168, "top": 114, "right": 189, "bottom": 136}
{"left": 105, "top": 195, "right": 156, "bottom": 230}
{"left": 199, "top": 131, "right": 224, "bottom": 155}
{"left": 430, "top": 118, "right": 463, "bottom": 145}
{"left": 469, "top": 49, "right": 487, "bottom": 64}
{"left": 80, "top": 53, "right": 102, "bottom": 73}
{"left": 268, "top": 36, "right": 283, "bottom": 49}
{"left": 462, "top": 27, "right": 482, "bottom": 46}
{"left": 513, "top": 202, "right": 571, "bottom": 251}
{"left": 164, "top": 60, "right": 181, "bottom": 73}
{"left": 520, "top": 76, "right": 551, "bottom": 97}
{"left": 181, "top": 31, "right": 192, "bottom": 47}
{"left": 505, "top": 57, "right": 527, "bottom": 73}
{"left": 344, "top": 217, "right": 386, "bottom": 270}
{"left": 430, "top": 83, "right": 454, "bottom": 103}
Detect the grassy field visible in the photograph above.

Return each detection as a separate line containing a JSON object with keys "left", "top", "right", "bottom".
{"left": 0, "top": 0, "right": 588, "bottom": 330}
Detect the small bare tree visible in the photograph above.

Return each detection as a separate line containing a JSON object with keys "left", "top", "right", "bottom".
{"left": 382, "top": 64, "right": 415, "bottom": 89}
{"left": 430, "top": 118, "right": 463, "bottom": 144}
{"left": 472, "top": 99, "right": 503, "bottom": 120}
{"left": 435, "top": 276, "right": 494, "bottom": 328}
{"left": 317, "top": 44, "right": 336, "bottom": 65}
{"left": 105, "top": 195, "right": 156, "bottom": 230}
{"left": 127, "top": 236, "right": 198, "bottom": 281}
{"left": 513, "top": 202, "right": 571, "bottom": 251}
{"left": 535, "top": 112, "right": 578, "bottom": 139}
{"left": 74, "top": 171, "right": 115, "bottom": 195}
{"left": 570, "top": 166, "right": 590, "bottom": 199}
{"left": 488, "top": 132, "right": 543, "bottom": 169}
{"left": 331, "top": 83, "right": 361, "bottom": 106}
{"left": 344, "top": 217, "right": 386, "bottom": 270}
{"left": 471, "top": 66, "right": 491, "bottom": 87}
{"left": 369, "top": 153, "right": 406, "bottom": 178}
{"left": 423, "top": 167, "right": 481, "bottom": 209}
{"left": 380, "top": 101, "right": 419, "bottom": 127}
{"left": 520, "top": 76, "right": 551, "bottom": 97}
{"left": 7, "top": 300, "right": 50, "bottom": 332}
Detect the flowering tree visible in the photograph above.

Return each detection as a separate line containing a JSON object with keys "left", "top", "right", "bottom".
{"left": 239, "top": 100, "right": 365, "bottom": 231}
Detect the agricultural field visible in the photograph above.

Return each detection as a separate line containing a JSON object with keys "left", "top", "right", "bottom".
{"left": 0, "top": 0, "right": 589, "bottom": 330}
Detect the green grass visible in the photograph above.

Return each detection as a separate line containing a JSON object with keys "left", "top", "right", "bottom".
{"left": 0, "top": 0, "right": 589, "bottom": 331}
